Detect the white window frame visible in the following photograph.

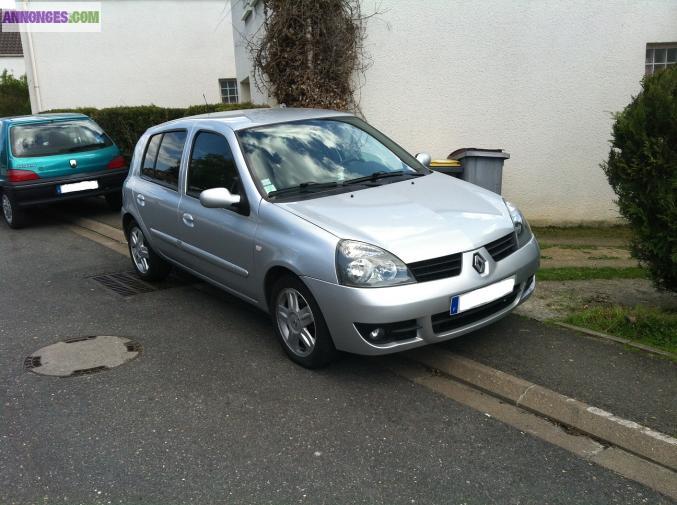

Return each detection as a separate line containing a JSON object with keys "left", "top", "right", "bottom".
{"left": 219, "top": 78, "right": 239, "bottom": 104}
{"left": 645, "top": 43, "right": 677, "bottom": 76}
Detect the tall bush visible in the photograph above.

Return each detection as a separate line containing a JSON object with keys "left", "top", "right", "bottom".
{"left": 602, "top": 66, "right": 677, "bottom": 291}
{"left": 249, "top": 0, "right": 372, "bottom": 111}
{"left": 45, "top": 102, "right": 264, "bottom": 156}
{"left": 0, "top": 70, "right": 30, "bottom": 116}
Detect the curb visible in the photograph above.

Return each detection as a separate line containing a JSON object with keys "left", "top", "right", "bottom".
{"left": 407, "top": 348, "right": 677, "bottom": 471}
{"left": 554, "top": 322, "right": 674, "bottom": 359}
{"left": 58, "top": 214, "right": 126, "bottom": 244}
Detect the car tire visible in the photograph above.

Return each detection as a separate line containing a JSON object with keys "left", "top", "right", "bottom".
{"left": 105, "top": 192, "right": 123, "bottom": 211}
{"left": 125, "top": 222, "right": 171, "bottom": 281}
{"left": 270, "top": 274, "right": 338, "bottom": 368}
{"left": 1, "top": 192, "right": 26, "bottom": 229}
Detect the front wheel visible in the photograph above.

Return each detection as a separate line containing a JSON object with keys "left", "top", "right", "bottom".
{"left": 270, "top": 275, "right": 338, "bottom": 368}
{"left": 126, "top": 223, "right": 171, "bottom": 281}
{"left": 1, "top": 192, "right": 26, "bottom": 229}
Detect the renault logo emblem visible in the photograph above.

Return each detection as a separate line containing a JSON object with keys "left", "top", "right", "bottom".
{"left": 473, "top": 252, "right": 486, "bottom": 274}
{"left": 69, "top": 159, "right": 77, "bottom": 168}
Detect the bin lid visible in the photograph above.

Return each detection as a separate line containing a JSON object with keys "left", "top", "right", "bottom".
{"left": 430, "top": 159, "right": 462, "bottom": 167}
{"left": 447, "top": 148, "right": 510, "bottom": 160}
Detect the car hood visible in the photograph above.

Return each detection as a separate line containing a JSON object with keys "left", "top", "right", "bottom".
{"left": 277, "top": 172, "right": 515, "bottom": 263}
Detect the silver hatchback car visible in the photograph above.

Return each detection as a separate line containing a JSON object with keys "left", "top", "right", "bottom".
{"left": 122, "top": 108, "right": 539, "bottom": 368}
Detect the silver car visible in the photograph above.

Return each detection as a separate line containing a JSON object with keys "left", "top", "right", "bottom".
{"left": 122, "top": 108, "right": 539, "bottom": 368}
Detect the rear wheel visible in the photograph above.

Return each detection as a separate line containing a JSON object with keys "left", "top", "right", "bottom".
{"left": 105, "top": 192, "right": 123, "bottom": 211}
{"left": 126, "top": 223, "right": 171, "bottom": 281}
{"left": 270, "top": 274, "right": 338, "bottom": 368}
{"left": 1, "top": 192, "right": 26, "bottom": 229}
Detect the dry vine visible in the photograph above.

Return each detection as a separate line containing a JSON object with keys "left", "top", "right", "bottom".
{"left": 247, "top": 0, "right": 374, "bottom": 112}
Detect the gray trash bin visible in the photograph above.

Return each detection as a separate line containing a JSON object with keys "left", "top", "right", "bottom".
{"left": 447, "top": 148, "right": 510, "bottom": 194}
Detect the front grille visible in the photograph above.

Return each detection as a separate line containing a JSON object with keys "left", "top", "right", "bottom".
{"left": 431, "top": 285, "right": 521, "bottom": 334}
{"left": 408, "top": 253, "right": 462, "bottom": 282}
{"left": 485, "top": 232, "right": 517, "bottom": 261}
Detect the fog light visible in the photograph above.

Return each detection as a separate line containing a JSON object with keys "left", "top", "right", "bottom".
{"left": 369, "top": 328, "right": 386, "bottom": 340}
{"left": 355, "top": 320, "right": 419, "bottom": 344}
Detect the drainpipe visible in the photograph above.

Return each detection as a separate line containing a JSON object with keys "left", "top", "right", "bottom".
{"left": 22, "top": 0, "right": 42, "bottom": 112}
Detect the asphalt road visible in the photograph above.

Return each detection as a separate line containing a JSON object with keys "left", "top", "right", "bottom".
{"left": 0, "top": 216, "right": 672, "bottom": 504}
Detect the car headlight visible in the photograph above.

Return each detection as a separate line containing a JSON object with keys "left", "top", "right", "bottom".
{"left": 504, "top": 200, "right": 533, "bottom": 248}
{"left": 336, "top": 240, "right": 415, "bottom": 287}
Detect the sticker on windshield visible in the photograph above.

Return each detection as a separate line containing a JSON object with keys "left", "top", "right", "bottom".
{"left": 261, "top": 178, "right": 277, "bottom": 194}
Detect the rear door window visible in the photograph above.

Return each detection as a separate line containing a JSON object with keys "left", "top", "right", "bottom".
{"left": 10, "top": 119, "right": 113, "bottom": 158}
{"left": 186, "top": 131, "right": 239, "bottom": 198}
{"left": 140, "top": 130, "right": 186, "bottom": 190}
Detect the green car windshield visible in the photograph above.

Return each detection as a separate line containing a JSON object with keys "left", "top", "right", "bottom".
{"left": 237, "top": 117, "right": 425, "bottom": 196}
{"left": 10, "top": 119, "right": 113, "bottom": 158}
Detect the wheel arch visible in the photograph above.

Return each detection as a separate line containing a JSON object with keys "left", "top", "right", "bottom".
{"left": 122, "top": 212, "right": 135, "bottom": 235}
{"left": 263, "top": 265, "right": 302, "bottom": 311}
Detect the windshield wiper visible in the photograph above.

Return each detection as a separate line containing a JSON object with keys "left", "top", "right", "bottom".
{"left": 344, "top": 170, "right": 424, "bottom": 185}
{"left": 268, "top": 181, "right": 339, "bottom": 198}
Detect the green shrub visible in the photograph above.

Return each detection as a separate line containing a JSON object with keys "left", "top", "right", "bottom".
{"left": 602, "top": 66, "right": 677, "bottom": 291}
{"left": 44, "top": 102, "right": 265, "bottom": 157}
{"left": 0, "top": 70, "right": 31, "bottom": 117}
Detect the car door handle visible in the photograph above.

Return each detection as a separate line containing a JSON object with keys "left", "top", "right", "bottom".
{"left": 136, "top": 194, "right": 145, "bottom": 206}
{"left": 182, "top": 213, "right": 194, "bottom": 227}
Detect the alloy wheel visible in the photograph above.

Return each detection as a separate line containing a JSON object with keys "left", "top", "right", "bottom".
{"left": 276, "top": 288, "right": 316, "bottom": 357}
{"left": 129, "top": 227, "right": 150, "bottom": 274}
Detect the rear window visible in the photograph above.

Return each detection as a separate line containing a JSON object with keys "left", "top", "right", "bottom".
{"left": 9, "top": 119, "right": 113, "bottom": 158}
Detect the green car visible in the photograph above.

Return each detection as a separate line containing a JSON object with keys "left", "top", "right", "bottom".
{"left": 0, "top": 113, "right": 127, "bottom": 228}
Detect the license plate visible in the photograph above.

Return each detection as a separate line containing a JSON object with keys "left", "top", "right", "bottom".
{"left": 57, "top": 180, "right": 99, "bottom": 194}
{"left": 450, "top": 277, "right": 515, "bottom": 315}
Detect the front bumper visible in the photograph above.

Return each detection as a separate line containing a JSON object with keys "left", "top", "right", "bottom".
{"left": 2, "top": 168, "right": 128, "bottom": 207}
{"left": 303, "top": 235, "right": 540, "bottom": 355}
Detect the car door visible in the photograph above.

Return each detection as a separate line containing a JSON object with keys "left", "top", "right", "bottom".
{"left": 131, "top": 130, "right": 187, "bottom": 259}
{"left": 175, "top": 129, "right": 257, "bottom": 299}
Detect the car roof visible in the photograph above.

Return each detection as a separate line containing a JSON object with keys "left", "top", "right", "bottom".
{"left": 0, "top": 113, "right": 90, "bottom": 125}
{"left": 157, "top": 107, "right": 353, "bottom": 132}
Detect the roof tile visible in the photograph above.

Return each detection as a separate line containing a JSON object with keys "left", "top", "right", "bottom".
{"left": 0, "top": 10, "right": 24, "bottom": 56}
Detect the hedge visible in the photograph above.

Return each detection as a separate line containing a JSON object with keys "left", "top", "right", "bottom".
{"left": 44, "top": 102, "right": 266, "bottom": 156}
{"left": 602, "top": 65, "right": 677, "bottom": 291}
{"left": 0, "top": 71, "right": 31, "bottom": 117}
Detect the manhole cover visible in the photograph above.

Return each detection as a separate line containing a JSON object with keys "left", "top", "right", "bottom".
{"left": 24, "top": 336, "right": 142, "bottom": 377}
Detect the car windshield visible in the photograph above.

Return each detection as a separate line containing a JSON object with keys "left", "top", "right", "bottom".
{"left": 10, "top": 119, "right": 113, "bottom": 158}
{"left": 237, "top": 117, "right": 425, "bottom": 197}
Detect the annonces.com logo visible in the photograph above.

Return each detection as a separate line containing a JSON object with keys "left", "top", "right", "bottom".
{"left": 0, "top": 2, "right": 101, "bottom": 32}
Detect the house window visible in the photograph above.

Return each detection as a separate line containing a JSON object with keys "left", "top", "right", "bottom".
{"left": 219, "top": 78, "right": 239, "bottom": 104}
{"left": 645, "top": 43, "right": 677, "bottom": 75}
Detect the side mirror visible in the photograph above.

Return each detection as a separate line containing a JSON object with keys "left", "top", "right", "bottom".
{"left": 415, "top": 152, "right": 431, "bottom": 168}
{"left": 199, "top": 187, "right": 241, "bottom": 209}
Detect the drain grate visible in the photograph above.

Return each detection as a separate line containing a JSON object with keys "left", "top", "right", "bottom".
{"left": 24, "top": 336, "right": 142, "bottom": 378}
{"left": 91, "top": 271, "right": 157, "bottom": 297}
{"left": 90, "top": 271, "right": 196, "bottom": 297}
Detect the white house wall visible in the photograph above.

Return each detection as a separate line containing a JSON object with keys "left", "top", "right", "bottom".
{"left": 22, "top": 0, "right": 237, "bottom": 111}
{"left": 232, "top": 0, "right": 677, "bottom": 224}
{"left": 0, "top": 56, "right": 26, "bottom": 77}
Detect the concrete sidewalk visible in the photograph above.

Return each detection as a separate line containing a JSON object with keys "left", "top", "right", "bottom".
{"left": 439, "top": 315, "right": 676, "bottom": 436}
